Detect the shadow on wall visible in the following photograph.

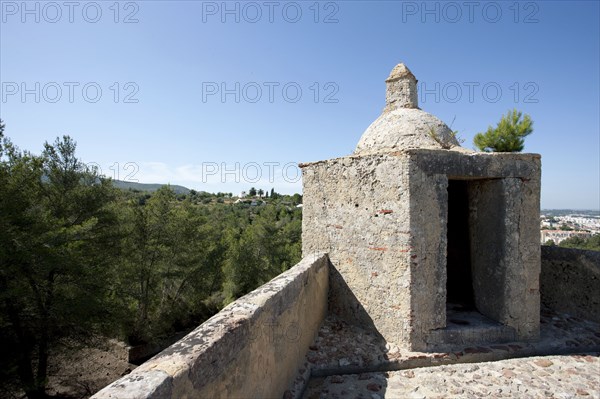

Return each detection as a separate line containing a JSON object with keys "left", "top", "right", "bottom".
{"left": 304, "top": 263, "right": 393, "bottom": 397}
{"left": 328, "top": 265, "right": 387, "bottom": 346}
{"left": 541, "top": 246, "right": 600, "bottom": 323}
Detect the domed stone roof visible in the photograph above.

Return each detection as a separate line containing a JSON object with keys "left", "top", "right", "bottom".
{"left": 354, "top": 63, "right": 460, "bottom": 154}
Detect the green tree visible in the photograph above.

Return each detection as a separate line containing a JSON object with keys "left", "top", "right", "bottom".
{"left": 0, "top": 121, "right": 305, "bottom": 396}
{"left": 117, "top": 186, "right": 178, "bottom": 344}
{"left": 473, "top": 109, "right": 533, "bottom": 152}
{"left": 117, "top": 186, "right": 226, "bottom": 344}
{"left": 559, "top": 235, "right": 586, "bottom": 249}
{"left": 559, "top": 233, "right": 600, "bottom": 252}
{"left": 0, "top": 132, "right": 120, "bottom": 398}
{"left": 585, "top": 234, "right": 600, "bottom": 251}
{"left": 249, "top": 187, "right": 257, "bottom": 197}
{"left": 221, "top": 205, "right": 301, "bottom": 303}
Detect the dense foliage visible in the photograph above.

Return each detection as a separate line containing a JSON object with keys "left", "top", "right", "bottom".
{"left": 116, "top": 186, "right": 302, "bottom": 346}
{"left": 473, "top": 109, "right": 533, "bottom": 152}
{"left": 0, "top": 122, "right": 302, "bottom": 398}
{"left": 551, "top": 234, "right": 600, "bottom": 252}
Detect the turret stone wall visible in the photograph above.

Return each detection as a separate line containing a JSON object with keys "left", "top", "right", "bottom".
{"left": 301, "top": 150, "right": 541, "bottom": 351}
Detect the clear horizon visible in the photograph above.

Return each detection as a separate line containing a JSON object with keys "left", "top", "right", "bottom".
{"left": 1, "top": 1, "right": 599, "bottom": 209}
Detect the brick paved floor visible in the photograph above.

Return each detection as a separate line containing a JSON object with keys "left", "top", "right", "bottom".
{"left": 302, "top": 353, "right": 600, "bottom": 399}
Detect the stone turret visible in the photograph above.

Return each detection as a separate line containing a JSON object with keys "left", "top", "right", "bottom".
{"left": 384, "top": 63, "right": 418, "bottom": 110}
{"left": 302, "top": 62, "right": 542, "bottom": 351}
{"left": 355, "top": 62, "right": 460, "bottom": 154}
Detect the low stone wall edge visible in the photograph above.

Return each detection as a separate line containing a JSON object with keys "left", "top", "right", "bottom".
{"left": 92, "top": 252, "right": 329, "bottom": 399}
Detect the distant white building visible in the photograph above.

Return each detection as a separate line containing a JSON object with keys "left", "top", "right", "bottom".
{"left": 540, "top": 230, "right": 592, "bottom": 244}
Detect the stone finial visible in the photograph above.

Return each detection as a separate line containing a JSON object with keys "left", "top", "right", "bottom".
{"left": 385, "top": 63, "right": 418, "bottom": 111}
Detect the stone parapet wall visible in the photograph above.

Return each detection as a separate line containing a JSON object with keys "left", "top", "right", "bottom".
{"left": 540, "top": 246, "right": 600, "bottom": 323}
{"left": 92, "top": 253, "right": 330, "bottom": 399}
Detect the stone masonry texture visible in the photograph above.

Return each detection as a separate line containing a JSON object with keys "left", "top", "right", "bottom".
{"left": 541, "top": 246, "right": 600, "bottom": 323}
{"left": 301, "top": 149, "right": 541, "bottom": 351}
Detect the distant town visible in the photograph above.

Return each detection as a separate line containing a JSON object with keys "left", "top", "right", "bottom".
{"left": 540, "top": 209, "right": 600, "bottom": 244}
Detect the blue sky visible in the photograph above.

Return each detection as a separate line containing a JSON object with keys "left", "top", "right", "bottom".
{"left": 1, "top": 0, "right": 599, "bottom": 209}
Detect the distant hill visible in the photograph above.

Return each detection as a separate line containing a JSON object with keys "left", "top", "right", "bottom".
{"left": 111, "top": 180, "right": 191, "bottom": 195}
{"left": 542, "top": 209, "right": 600, "bottom": 217}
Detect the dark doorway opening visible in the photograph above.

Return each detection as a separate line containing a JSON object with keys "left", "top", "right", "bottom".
{"left": 427, "top": 179, "right": 518, "bottom": 349}
{"left": 446, "top": 180, "right": 474, "bottom": 309}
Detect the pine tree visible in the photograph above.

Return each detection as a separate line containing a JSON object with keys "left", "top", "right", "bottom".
{"left": 0, "top": 133, "right": 121, "bottom": 398}
{"left": 473, "top": 109, "right": 533, "bottom": 152}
